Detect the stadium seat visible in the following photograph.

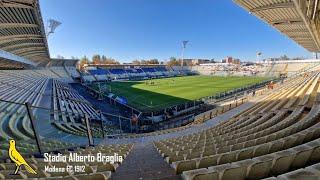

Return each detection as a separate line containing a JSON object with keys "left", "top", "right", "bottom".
{"left": 153, "top": 72, "right": 320, "bottom": 179}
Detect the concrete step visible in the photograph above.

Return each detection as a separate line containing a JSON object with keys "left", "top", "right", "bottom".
{"left": 111, "top": 143, "right": 181, "bottom": 180}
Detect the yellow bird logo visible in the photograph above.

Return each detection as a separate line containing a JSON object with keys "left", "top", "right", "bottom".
{"left": 8, "top": 140, "right": 37, "bottom": 175}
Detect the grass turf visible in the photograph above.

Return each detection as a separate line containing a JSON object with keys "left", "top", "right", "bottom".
{"left": 93, "top": 75, "right": 269, "bottom": 111}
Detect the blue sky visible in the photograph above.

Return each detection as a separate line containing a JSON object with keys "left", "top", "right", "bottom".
{"left": 40, "top": 0, "right": 311, "bottom": 63}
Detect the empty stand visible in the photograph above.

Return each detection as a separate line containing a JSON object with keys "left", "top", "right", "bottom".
{"left": 0, "top": 143, "right": 134, "bottom": 179}
{"left": 153, "top": 72, "right": 320, "bottom": 179}
{"left": 1, "top": 68, "right": 319, "bottom": 180}
{"left": 86, "top": 66, "right": 180, "bottom": 81}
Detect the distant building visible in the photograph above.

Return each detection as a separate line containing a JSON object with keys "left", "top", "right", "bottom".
{"left": 223, "top": 57, "right": 241, "bottom": 64}
{"left": 192, "top": 59, "right": 210, "bottom": 65}
{"left": 233, "top": 59, "right": 241, "bottom": 64}
{"left": 263, "top": 58, "right": 281, "bottom": 63}
{"left": 226, "top": 56, "right": 233, "bottom": 63}
{"left": 183, "top": 59, "right": 211, "bottom": 65}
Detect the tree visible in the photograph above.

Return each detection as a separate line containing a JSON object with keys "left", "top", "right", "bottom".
{"left": 132, "top": 60, "right": 141, "bottom": 64}
{"left": 167, "top": 57, "right": 180, "bottom": 67}
{"left": 170, "top": 57, "right": 177, "bottom": 61}
{"left": 292, "top": 57, "right": 304, "bottom": 60}
{"left": 140, "top": 60, "right": 147, "bottom": 64}
{"left": 79, "top": 54, "right": 120, "bottom": 67}
{"left": 148, "top": 59, "right": 159, "bottom": 64}
{"left": 101, "top": 55, "right": 107, "bottom": 63}
{"left": 280, "top": 55, "right": 290, "bottom": 60}
{"left": 79, "top": 56, "right": 89, "bottom": 70}
{"left": 92, "top": 55, "right": 102, "bottom": 64}
{"left": 56, "top": 55, "right": 65, "bottom": 59}
{"left": 105, "top": 57, "right": 120, "bottom": 64}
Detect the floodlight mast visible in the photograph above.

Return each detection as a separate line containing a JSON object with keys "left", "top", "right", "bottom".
{"left": 256, "top": 52, "right": 262, "bottom": 63}
{"left": 181, "top": 41, "right": 189, "bottom": 67}
{"left": 46, "top": 19, "right": 62, "bottom": 38}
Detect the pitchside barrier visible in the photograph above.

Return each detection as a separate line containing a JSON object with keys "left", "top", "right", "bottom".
{"left": 192, "top": 77, "right": 278, "bottom": 124}
{"left": 78, "top": 76, "right": 282, "bottom": 133}
{"left": 194, "top": 73, "right": 301, "bottom": 125}
{"left": 193, "top": 97, "right": 248, "bottom": 124}
{"left": 87, "top": 78, "right": 275, "bottom": 113}
{"left": 79, "top": 77, "right": 279, "bottom": 133}
{"left": 81, "top": 82, "right": 142, "bottom": 118}
{"left": 193, "top": 85, "right": 272, "bottom": 124}
{"left": 151, "top": 78, "right": 274, "bottom": 115}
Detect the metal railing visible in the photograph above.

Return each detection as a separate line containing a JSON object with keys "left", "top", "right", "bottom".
{"left": 0, "top": 98, "right": 125, "bottom": 159}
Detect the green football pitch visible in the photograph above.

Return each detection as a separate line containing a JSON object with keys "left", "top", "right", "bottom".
{"left": 93, "top": 75, "right": 269, "bottom": 111}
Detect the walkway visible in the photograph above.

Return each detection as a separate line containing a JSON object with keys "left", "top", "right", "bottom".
{"left": 111, "top": 142, "right": 181, "bottom": 180}
{"left": 106, "top": 100, "right": 257, "bottom": 179}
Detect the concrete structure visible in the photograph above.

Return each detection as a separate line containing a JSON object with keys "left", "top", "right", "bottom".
{"left": 226, "top": 56, "right": 233, "bottom": 63}
{"left": 183, "top": 59, "right": 211, "bottom": 65}
{"left": 0, "top": 0, "right": 50, "bottom": 67}
{"left": 235, "top": 0, "right": 320, "bottom": 53}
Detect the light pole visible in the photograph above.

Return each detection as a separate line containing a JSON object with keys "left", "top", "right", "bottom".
{"left": 46, "top": 19, "right": 62, "bottom": 38}
{"left": 181, "top": 41, "right": 189, "bottom": 68}
{"left": 256, "top": 52, "right": 262, "bottom": 75}
{"left": 256, "top": 52, "right": 262, "bottom": 63}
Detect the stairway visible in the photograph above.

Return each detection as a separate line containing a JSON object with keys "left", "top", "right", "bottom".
{"left": 50, "top": 69, "right": 62, "bottom": 78}
{"left": 111, "top": 142, "right": 181, "bottom": 180}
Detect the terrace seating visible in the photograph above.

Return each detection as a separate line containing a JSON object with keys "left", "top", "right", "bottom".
{"left": 87, "top": 66, "right": 174, "bottom": 80}
{"left": 153, "top": 71, "right": 320, "bottom": 179}
{"left": 0, "top": 140, "right": 78, "bottom": 159}
{"left": 50, "top": 67, "right": 72, "bottom": 78}
{"left": 193, "top": 97, "right": 249, "bottom": 124}
{"left": 34, "top": 69, "right": 61, "bottom": 78}
{"left": 65, "top": 66, "right": 81, "bottom": 78}
{"left": 0, "top": 70, "right": 48, "bottom": 142}
{"left": 117, "top": 124, "right": 192, "bottom": 139}
{"left": 1, "top": 67, "right": 319, "bottom": 180}
{"left": 52, "top": 79, "right": 100, "bottom": 121}
{"left": 50, "top": 67, "right": 74, "bottom": 82}
{"left": 274, "top": 162, "right": 320, "bottom": 179}
{"left": 104, "top": 68, "right": 126, "bottom": 80}
{"left": 0, "top": 66, "right": 135, "bottom": 179}
{"left": 82, "top": 74, "right": 96, "bottom": 83}
{"left": 141, "top": 67, "right": 157, "bottom": 77}
{"left": 109, "top": 69, "right": 126, "bottom": 75}
{"left": 156, "top": 67, "right": 171, "bottom": 76}
{"left": 0, "top": 70, "right": 94, "bottom": 156}
{"left": 136, "top": 68, "right": 144, "bottom": 74}
{"left": 0, "top": 69, "right": 120, "bottom": 140}
{"left": 125, "top": 68, "right": 145, "bottom": 78}
{"left": 89, "top": 69, "right": 110, "bottom": 76}
{"left": 52, "top": 79, "right": 110, "bottom": 136}
{"left": 0, "top": 143, "right": 134, "bottom": 179}
{"left": 88, "top": 69, "right": 109, "bottom": 81}
{"left": 52, "top": 80, "right": 121, "bottom": 137}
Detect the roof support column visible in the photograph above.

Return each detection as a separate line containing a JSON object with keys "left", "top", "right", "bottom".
{"left": 293, "top": 0, "right": 320, "bottom": 52}
{"left": 0, "top": 49, "right": 37, "bottom": 66}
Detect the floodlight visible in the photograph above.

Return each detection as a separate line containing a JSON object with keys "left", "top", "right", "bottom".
{"left": 46, "top": 19, "right": 62, "bottom": 37}
{"left": 181, "top": 40, "right": 189, "bottom": 67}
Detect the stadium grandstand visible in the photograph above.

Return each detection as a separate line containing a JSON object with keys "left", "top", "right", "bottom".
{"left": 0, "top": 0, "right": 320, "bottom": 180}
{"left": 83, "top": 64, "right": 187, "bottom": 82}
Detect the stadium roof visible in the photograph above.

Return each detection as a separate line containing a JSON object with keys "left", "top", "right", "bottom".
{"left": 0, "top": 0, "right": 50, "bottom": 67}
{"left": 48, "top": 58, "right": 79, "bottom": 67}
{"left": 234, "top": 0, "right": 320, "bottom": 53}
